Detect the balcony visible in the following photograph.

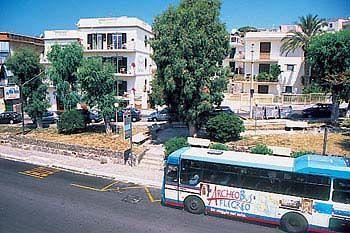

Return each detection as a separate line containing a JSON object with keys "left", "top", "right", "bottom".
{"left": 85, "top": 41, "right": 136, "bottom": 53}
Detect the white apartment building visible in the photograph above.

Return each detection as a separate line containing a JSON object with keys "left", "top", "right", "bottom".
{"left": 226, "top": 28, "right": 304, "bottom": 96}
{"left": 226, "top": 18, "right": 350, "bottom": 97}
{"left": 42, "top": 16, "right": 155, "bottom": 110}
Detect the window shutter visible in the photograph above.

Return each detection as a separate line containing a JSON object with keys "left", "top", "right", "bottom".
{"left": 87, "top": 34, "right": 92, "bottom": 49}
{"left": 122, "top": 33, "right": 127, "bottom": 44}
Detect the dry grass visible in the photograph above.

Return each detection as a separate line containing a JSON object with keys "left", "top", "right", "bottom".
{"left": 0, "top": 124, "right": 149, "bottom": 154}
{"left": 229, "top": 131, "right": 350, "bottom": 156}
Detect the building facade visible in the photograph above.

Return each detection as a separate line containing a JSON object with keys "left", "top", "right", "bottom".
{"left": 0, "top": 32, "right": 44, "bottom": 112}
{"left": 42, "top": 17, "right": 155, "bottom": 110}
{"left": 225, "top": 27, "right": 304, "bottom": 96}
{"left": 225, "top": 18, "right": 350, "bottom": 97}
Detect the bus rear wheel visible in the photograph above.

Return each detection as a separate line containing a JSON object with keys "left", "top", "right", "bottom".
{"left": 281, "top": 212, "right": 308, "bottom": 233}
{"left": 184, "top": 196, "right": 205, "bottom": 215}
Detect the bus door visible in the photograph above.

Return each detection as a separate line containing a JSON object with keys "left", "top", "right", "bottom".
{"left": 164, "top": 164, "right": 180, "bottom": 205}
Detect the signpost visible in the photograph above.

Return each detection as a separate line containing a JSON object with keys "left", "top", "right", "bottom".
{"left": 123, "top": 110, "right": 133, "bottom": 164}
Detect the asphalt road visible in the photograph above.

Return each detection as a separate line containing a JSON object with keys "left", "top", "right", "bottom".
{"left": 0, "top": 158, "right": 282, "bottom": 233}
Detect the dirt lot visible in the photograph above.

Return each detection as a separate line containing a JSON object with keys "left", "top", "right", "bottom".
{"left": 229, "top": 131, "right": 350, "bottom": 156}
{"left": 0, "top": 125, "right": 149, "bottom": 153}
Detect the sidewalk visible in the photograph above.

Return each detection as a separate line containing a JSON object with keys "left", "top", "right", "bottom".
{"left": 0, "top": 145, "right": 163, "bottom": 188}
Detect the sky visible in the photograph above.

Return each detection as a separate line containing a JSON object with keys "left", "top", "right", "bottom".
{"left": 0, "top": 0, "right": 349, "bottom": 37}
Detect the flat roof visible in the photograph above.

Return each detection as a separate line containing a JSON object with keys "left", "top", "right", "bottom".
{"left": 77, "top": 16, "right": 152, "bottom": 33}
{"left": 168, "top": 147, "right": 350, "bottom": 179}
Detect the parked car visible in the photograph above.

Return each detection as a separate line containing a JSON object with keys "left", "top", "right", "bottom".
{"left": 0, "top": 111, "right": 22, "bottom": 124}
{"left": 147, "top": 108, "right": 170, "bottom": 122}
{"left": 41, "top": 111, "right": 60, "bottom": 124}
{"left": 111, "top": 107, "right": 141, "bottom": 122}
{"left": 88, "top": 111, "right": 103, "bottom": 123}
{"left": 210, "top": 106, "right": 235, "bottom": 116}
{"left": 77, "top": 109, "right": 103, "bottom": 124}
{"left": 302, "top": 103, "right": 347, "bottom": 118}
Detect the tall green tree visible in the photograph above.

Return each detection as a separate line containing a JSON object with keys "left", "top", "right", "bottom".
{"left": 5, "top": 48, "right": 50, "bottom": 128}
{"left": 281, "top": 14, "right": 326, "bottom": 85}
{"left": 47, "top": 43, "right": 83, "bottom": 110}
{"left": 77, "top": 57, "right": 116, "bottom": 133}
{"left": 307, "top": 30, "right": 350, "bottom": 123}
{"left": 151, "top": 0, "right": 229, "bottom": 135}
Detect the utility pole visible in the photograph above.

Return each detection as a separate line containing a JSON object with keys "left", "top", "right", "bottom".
{"left": 19, "top": 71, "right": 44, "bottom": 135}
{"left": 249, "top": 43, "right": 255, "bottom": 119}
{"left": 19, "top": 84, "right": 25, "bottom": 135}
{"left": 322, "top": 126, "right": 328, "bottom": 156}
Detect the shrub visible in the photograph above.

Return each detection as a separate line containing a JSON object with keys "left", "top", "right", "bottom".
{"left": 302, "top": 83, "right": 323, "bottom": 94}
{"left": 291, "top": 150, "right": 315, "bottom": 158}
{"left": 250, "top": 144, "right": 273, "bottom": 155}
{"left": 164, "top": 137, "right": 189, "bottom": 157}
{"left": 57, "top": 109, "right": 86, "bottom": 134}
{"left": 209, "top": 143, "right": 229, "bottom": 151}
{"left": 206, "top": 113, "right": 245, "bottom": 143}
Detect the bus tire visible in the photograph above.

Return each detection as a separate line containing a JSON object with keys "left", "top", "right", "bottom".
{"left": 280, "top": 212, "right": 308, "bottom": 233}
{"left": 184, "top": 196, "right": 205, "bottom": 215}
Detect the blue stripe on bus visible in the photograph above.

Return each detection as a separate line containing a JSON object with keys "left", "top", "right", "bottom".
{"left": 313, "top": 202, "right": 333, "bottom": 215}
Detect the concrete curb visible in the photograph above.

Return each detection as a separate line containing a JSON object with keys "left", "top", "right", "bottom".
{"left": 0, "top": 153, "right": 162, "bottom": 189}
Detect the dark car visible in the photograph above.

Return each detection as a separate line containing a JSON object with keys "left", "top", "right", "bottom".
{"left": 302, "top": 103, "right": 347, "bottom": 118}
{"left": 41, "top": 111, "right": 60, "bottom": 124}
{"left": 111, "top": 107, "right": 141, "bottom": 122}
{"left": 89, "top": 111, "right": 103, "bottom": 123}
{"left": 77, "top": 109, "right": 103, "bottom": 124}
{"left": 210, "top": 106, "right": 235, "bottom": 116}
{"left": 0, "top": 111, "right": 22, "bottom": 124}
{"left": 147, "top": 108, "right": 170, "bottom": 122}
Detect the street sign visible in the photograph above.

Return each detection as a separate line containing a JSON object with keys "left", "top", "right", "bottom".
{"left": 4, "top": 86, "right": 20, "bottom": 100}
{"left": 123, "top": 110, "right": 132, "bottom": 140}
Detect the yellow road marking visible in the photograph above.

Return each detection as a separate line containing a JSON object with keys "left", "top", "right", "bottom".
{"left": 71, "top": 181, "right": 120, "bottom": 192}
{"left": 144, "top": 187, "right": 161, "bottom": 203}
{"left": 19, "top": 167, "right": 60, "bottom": 179}
{"left": 71, "top": 183, "right": 103, "bottom": 192}
{"left": 101, "top": 181, "right": 119, "bottom": 191}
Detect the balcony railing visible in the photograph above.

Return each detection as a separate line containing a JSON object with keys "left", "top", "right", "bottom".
{"left": 86, "top": 42, "right": 136, "bottom": 51}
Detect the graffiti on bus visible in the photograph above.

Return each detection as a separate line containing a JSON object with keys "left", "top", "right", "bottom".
{"left": 201, "top": 184, "right": 256, "bottom": 212}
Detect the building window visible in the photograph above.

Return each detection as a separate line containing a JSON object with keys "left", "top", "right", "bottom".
{"left": 87, "top": 33, "right": 106, "bottom": 50}
{"left": 285, "top": 86, "right": 293, "bottom": 93}
{"left": 229, "top": 61, "right": 235, "bottom": 72}
{"left": 106, "top": 33, "right": 126, "bottom": 49}
{"left": 145, "top": 58, "right": 147, "bottom": 69}
{"left": 230, "top": 36, "right": 237, "bottom": 43}
{"left": 260, "top": 42, "right": 271, "bottom": 53}
{"left": 287, "top": 64, "right": 295, "bottom": 71}
{"left": 258, "top": 85, "right": 269, "bottom": 94}
{"left": 259, "top": 64, "right": 270, "bottom": 73}
{"left": 144, "top": 35, "right": 148, "bottom": 47}
{"left": 102, "top": 56, "right": 127, "bottom": 73}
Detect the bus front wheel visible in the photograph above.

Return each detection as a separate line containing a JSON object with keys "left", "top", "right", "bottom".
{"left": 184, "top": 196, "right": 205, "bottom": 215}
{"left": 281, "top": 212, "right": 308, "bottom": 233}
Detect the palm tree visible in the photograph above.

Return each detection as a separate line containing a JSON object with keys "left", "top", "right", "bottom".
{"left": 281, "top": 14, "right": 326, "bottom": 85}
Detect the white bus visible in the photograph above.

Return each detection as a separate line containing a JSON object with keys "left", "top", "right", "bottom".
{"left": 162, "top": 147, "right": 350, "bottom": 233}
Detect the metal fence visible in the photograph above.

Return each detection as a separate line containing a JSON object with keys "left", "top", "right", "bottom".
{"left": 226, "top": 93, "right": 331, "bottom": 106}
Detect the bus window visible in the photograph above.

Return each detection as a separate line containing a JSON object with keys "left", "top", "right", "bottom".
{"left": 166, "top": 165, "right": 178, "bottom": 184}
{"left": 180, "top": 159, "right": 202, "bottom": 186}
{"left": 333, "top": 179, "right": 350, "bottom": 204}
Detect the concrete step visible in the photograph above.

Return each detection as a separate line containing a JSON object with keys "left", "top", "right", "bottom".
{"left": 140, "top": 158, "right": 164, "bottom": 166}
{"left": 138, "top": 162, "right": 164, "bottom": 171}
